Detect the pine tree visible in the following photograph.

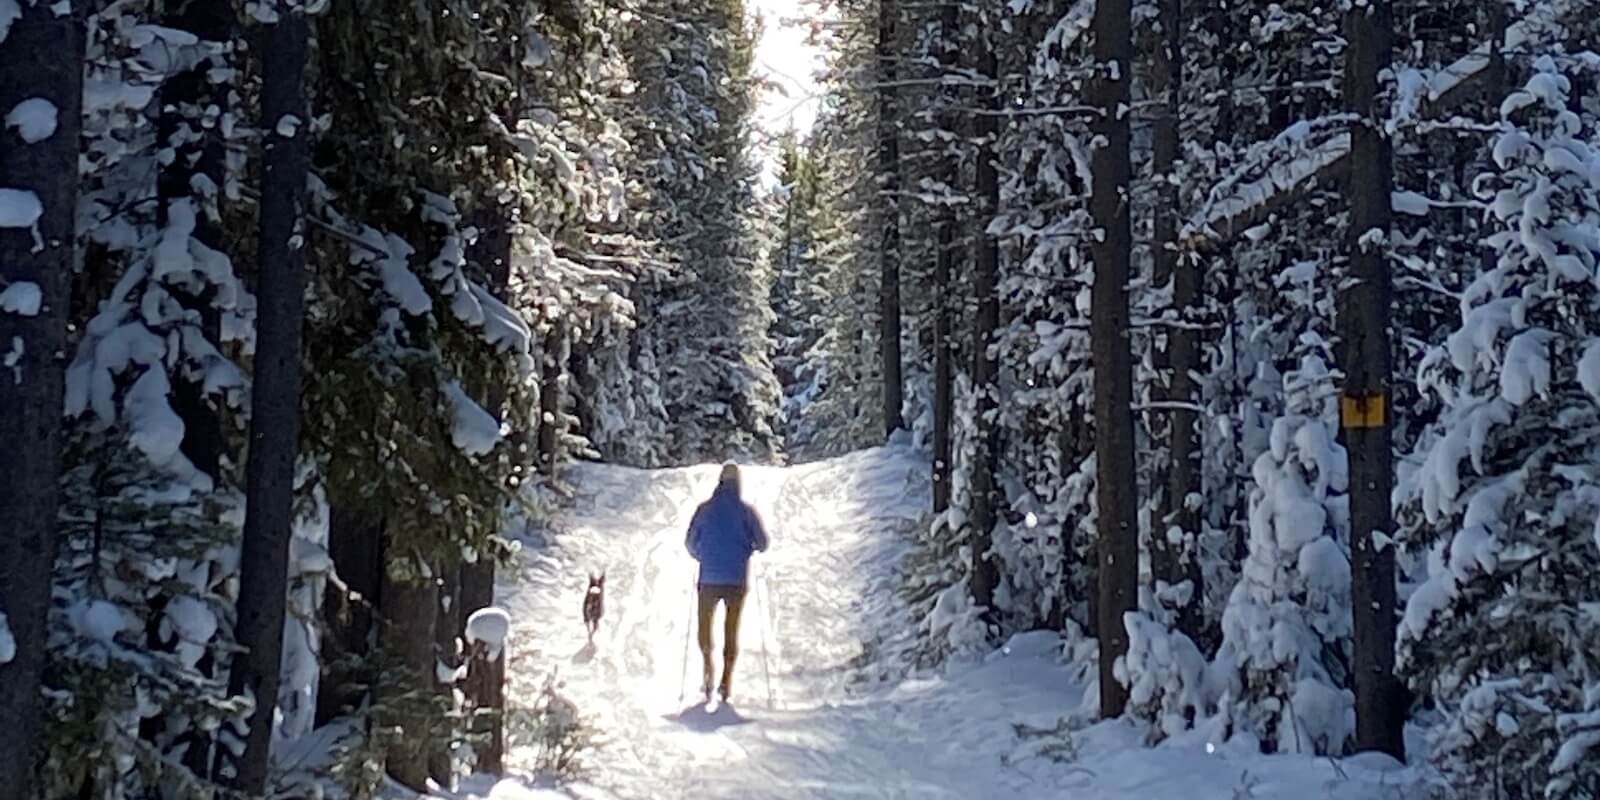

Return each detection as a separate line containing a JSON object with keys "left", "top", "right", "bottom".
{"left": 1400, "top": 59, "right": 1600, "bottom": 797}
{"left": 625, "top": 0, "right": 779, "bottom": 464}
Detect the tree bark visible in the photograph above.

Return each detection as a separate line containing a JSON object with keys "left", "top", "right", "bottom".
{"left": 378, "top": 553, "right": 439, "bottom": 792}
{"left": 1149, "top": 0, "right": 1202, "bottom": 640}
{"left": 1090, "top": 0, "right": 1137, "bottom": 719}
{"left": 0, "top": 3, "right": 82, "bottom": 794}
{"left": 931, "top": 0, "right": 959, "bottom": 515}
{"left": 876, "top": 0, "right": 904, "bottom": 436}
{"left": 317, "top": 506, "right": 384, "bottom": 726}
{"left": 1341, "top": 0, "right": 1405, "bottom": 761}
{"left": 429, "top": 563, "right": 459, "bottom": 787}
{"left": 464, "top": 640, "right": 506, "bottom": 774}
{"left": 967, "top": 20, "right": 1002, "bottom": 614}
{"left": 932, "top": 224, "right": 955, "bottom": 515}
{"left": 219, "top": 2, "right": 310, "bottom": 791}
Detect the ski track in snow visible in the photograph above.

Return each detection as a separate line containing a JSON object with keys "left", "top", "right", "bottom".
{"left": 426, "top": 446, "right": 1423, "bottom": 800}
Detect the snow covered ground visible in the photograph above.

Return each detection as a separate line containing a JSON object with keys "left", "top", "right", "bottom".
{"left": 414, "top": 446, "right": 1428, "bottom": 799}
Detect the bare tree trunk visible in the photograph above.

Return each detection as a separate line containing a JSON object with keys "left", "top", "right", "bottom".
{"left": 218, "top": 3, "right": 310, "bottom": 792}
{"left": 430, "top": 563, "right": 459, "bottom": 787}
{"left": 967, "top": 20, "right": 1002, "bottom": 613}
{"left": 1149, "top": 0, "right": 1202, "bottom": 640}
{"left": 932, "top": 224, "right": 955, "bottom": 514}
{"left": 464, "top": 639, "right": 506, "bottom": 774}
{"left": 1341, "top": 0, "right": 1405, "bottom": 761}
{"left": 1090, "top": 0, "right": 1137, "bottom": 719}
{"left": 877, "top": 0, "right": 904, "bottom": 436}
{"left": 379, "top": 553, "right": 439, "bottom": 792}
{"left": 0, "top": 3, "right": 82, "bottom": 793}
{"left": 317, "top": 507, "right": 384, "bottom": 726}
{"left": 931, "top": 0, "right": 959, "bottom": 515}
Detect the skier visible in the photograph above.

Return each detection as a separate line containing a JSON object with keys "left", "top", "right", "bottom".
{"left": 685, "top": 463, "right": 769, "bottom": 702}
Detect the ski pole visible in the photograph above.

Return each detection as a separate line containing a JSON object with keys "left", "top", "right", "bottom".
{"left": 678, "top": 580, "right": 694, "bottom": 703}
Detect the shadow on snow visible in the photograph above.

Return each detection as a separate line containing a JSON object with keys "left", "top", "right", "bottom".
{"left": 664, "top": 701, "right": 754, "bottom": 733}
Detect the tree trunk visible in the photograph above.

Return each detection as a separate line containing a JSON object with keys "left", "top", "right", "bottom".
{"left": 0, "top": 3, "right": 82, "bottom": 794}
{"left": 317, "top": 506, "right": 384, "bottom": 726}
{"left": 1090, "top": 0, "right": 1137, "bottom": 719}
{"left": 378, "top": 553, "right": 439, "bottom": 792}
{"left": 932, "top": 223, "right": 955, "bottom": 515}
{"left": 430, "top": 563, "right": 459, "bottom": 787}
{"left": 1149, "top": 0, "right": 1202, "bottom": 640}
{"left": 464, "top": 639, "right": 506, "bottom": 774}
{"left": 876, "top": 0, "right": 904, "bottom": 436}
{"left": 1341, "top": 0, "right": 1405, "bottom": 761}
{"left": 931, "top": 0, "right": 959, "bottom": 515}
{"left": 968, "top": 21, "right": 1001, "bottom": 613}
{"left": 538, "top": 320, "right": 565, "bottom": 476}
{"left": 219, "top": 3, "right": 310, "bottom": 791}
{"left": 1209, "top": 1, "right": 1248, "bottom": 570}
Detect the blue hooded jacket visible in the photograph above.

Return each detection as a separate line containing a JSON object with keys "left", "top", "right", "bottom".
{"left": 686, "top": 480, "right": 768, "bottom": 587}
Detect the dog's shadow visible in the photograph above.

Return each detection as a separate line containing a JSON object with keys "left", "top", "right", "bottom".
{"left": 570, "top": 640, "right": 597, "bottom": 665}
{"left": 664, "top": 701, "right": 753, "bottom": 733}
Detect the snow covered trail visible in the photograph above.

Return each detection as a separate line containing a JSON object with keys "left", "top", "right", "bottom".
{"left": 491, "top": 447, "right": 1070, "bottom": 799}
{"left": 453, "top": 446, "right": 1424, "bottom": 800}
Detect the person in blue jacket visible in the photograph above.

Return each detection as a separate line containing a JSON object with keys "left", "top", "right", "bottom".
{"left": 686, "top": 463, "right": 769, "bottom": 701}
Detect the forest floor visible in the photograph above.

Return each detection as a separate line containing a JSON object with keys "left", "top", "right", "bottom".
{"left": 402, "top": 446, "right": 1432, "bottom": 799}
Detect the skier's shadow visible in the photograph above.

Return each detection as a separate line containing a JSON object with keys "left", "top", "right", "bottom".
{"left": 665, "top": 701, "right": 753, "bottom": 733}
{"left": 571, "top": 640, "right": 597, "bottom": 664}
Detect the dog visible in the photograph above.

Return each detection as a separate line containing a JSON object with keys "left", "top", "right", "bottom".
{"left": 582, "top": 572, "right": 605, "bottom": 640}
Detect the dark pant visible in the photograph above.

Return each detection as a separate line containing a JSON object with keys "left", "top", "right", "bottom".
{"left": 697, "top": 584, "right": 746, "bottom": 687}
